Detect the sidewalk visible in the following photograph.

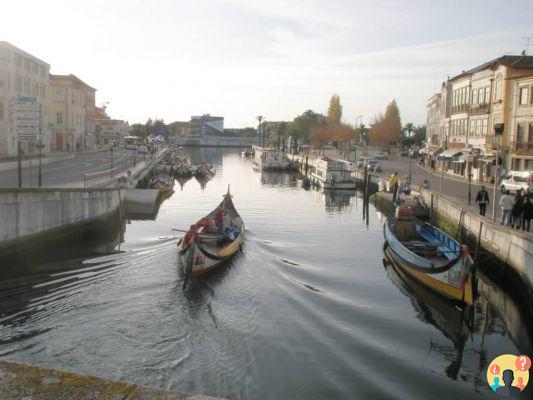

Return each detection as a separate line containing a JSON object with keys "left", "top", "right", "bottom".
{"left": 0, "top": 148, "right": 108, "bottom": 172}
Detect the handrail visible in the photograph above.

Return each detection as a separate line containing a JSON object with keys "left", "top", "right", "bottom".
{"left": 84, "top": 166, "right": 122, "bottom": 188}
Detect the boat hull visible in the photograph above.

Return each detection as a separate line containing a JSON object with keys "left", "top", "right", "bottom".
{"left": 384, "top": 246, "right": 473, "bottom": 305}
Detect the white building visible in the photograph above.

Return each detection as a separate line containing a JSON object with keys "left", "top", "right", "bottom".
{"left": 0, "top": 41, "right": 50, "bottom": 157}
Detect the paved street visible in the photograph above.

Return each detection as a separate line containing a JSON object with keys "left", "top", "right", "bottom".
{"left": 0, "top": 148, "right": 141, "bottom": 188}
{"left": 379, "top": 156, "right": 505, "bottom": 220}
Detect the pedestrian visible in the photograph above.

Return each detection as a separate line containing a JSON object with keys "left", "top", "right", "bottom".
{"left": 389, "top": 172, "right": 399, "bottom": 204}
{"left": 499, "top": 190, "right": 513, "bottom": 226}
{"left": 430, "top": 158, "right": 436, "bottom": 173}
{"left": 475, "top": 185, "right": 490, "bottom": 216}
{"left": 522, "top": 195, "right": 532, "bottom": 232}
{"left": 511, "top": 192, "right": 524, "bottom": 229}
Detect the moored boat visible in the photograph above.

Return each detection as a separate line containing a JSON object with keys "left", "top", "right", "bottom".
{"left": 195, "top": 163, "right": 216, "bottom": 177}
{"left": 310, "top": 157, "right": 356, "bottom": 189}
{"left": 177, "top": 187, "right": 244, "bottom": 288}
{"left": 150, "top": 175, "right": 174, "bottom": 194}
{"left": 252, "top": 145, "right": 294, "bottom": 170}
{"left": 383, "top": 206, "right": 474, "bottom": 306}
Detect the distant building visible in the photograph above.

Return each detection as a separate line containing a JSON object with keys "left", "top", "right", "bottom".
{"left": 50, "top": 74, "right": 96, "bottom": 151}
{"left": 426, "top": 54, "right": 533, "bottom": 182}
{"left": 190, "top": 114, "right": 223, "bottom": 136}
{"left": 0, "top": 41, "right": 51, "bottom": 157}
{"left": 169, "top": 121, "right": 191, "bottom": 137}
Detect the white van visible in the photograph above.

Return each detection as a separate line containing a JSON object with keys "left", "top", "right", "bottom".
{"left": 500, "top": 171, "right": 532, "bottom": 194}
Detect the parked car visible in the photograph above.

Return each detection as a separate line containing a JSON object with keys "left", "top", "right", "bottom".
{"left": 367, "top": 159, "right": 382, "bottom": 172}
{"left": 372, "top": 152, "right": 389, "bottom": 160}
{"left": 500, "top": 171, "right": 533, "bottom": 194}
{"left": 137, "top": 145, "right": 148, "bottom": 154}
{"left": 356, "top": 157, "right": 370, "bottom": 168}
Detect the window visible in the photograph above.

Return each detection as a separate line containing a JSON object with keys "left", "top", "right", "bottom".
{"left": 472, "top": 89, "right": 478, "bottom": 104}
{"left": 32, "top": 62, "right": 38, "bottom": 74}
{"left": 15, "top": 75, "right": 22, "bottom": 92}
{"left": 32, "top": 82, "right": 38, "bottom": 96}
{"left": 24, "top": 78, "right": 31, "bottom": 95}
{"left": 517, "top": 124, "right": 526, "bottom": 143}
{"left": 55, "top": 89, "right": 64, "bottom": 102}
{"left": 484, "top": 87, "right": 490, "bottom": 104}
{"left": 519, "top": 87, "right": 529, "bottom": 105}
{"left": 482, "top": 119, "right": 488, "bottom": 135}
{"left": 495, "top": 80, "right": 502, "bottom": 101}
{"left": 56, "top": 112, "right": 63, "bottom": 125}
{"left": 0, "top": 102, "right": 3, "bottom": 121}
{"left": 24, "top": 58, "right": 30, "bottom": 71}
{"left": 15, "top": 53, "right": 22, "bottom": 67}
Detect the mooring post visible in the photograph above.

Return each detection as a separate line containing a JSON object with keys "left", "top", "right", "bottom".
{"left": 430, "top": 194, "right": 434, "bottom": 225}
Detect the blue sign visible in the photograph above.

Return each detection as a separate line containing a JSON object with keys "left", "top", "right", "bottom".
{"left": 437, "top": 156, "right": 458, "bottom": 161}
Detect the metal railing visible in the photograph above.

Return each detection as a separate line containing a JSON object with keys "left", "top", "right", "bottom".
{"left": 84, "top": 166, "right": 122, "bottom": 188}
{"left": 511, "top": 141, "right": 533, "bottom": 152}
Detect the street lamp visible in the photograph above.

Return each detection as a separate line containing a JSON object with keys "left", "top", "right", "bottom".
{"left": 257, "top": 116, "right": 264, "bottom": 147}
{"left": 110, "top": 145, "right": 114, "bottom": 176}
{"left": 466, "top": 154, "right": 474, "bottom": 205}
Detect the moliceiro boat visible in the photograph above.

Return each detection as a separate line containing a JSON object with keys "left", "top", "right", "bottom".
{"left": 383, "top": 206, "right": 474, "bottom": 306}
{"left": 177, "top": 187, "right": 244, "bottom": 288}
{"left": 311, "top": 157, "right": 356, "bottom": 189}
{"left": 252, "top": 145, "right": 294, "bottom": 170}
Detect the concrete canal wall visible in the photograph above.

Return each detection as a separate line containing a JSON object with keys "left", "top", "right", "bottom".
{"left": 0, "top": 188, "right": 123, "bottom": 276}
{"left": 0, "top": 359, "right": 223, "bottom": 399}
{"left": 419, "top": 190, "right": 533, "bottom": 288}
{"left": 175, "top": 136, "right": 259, "bottom": 147}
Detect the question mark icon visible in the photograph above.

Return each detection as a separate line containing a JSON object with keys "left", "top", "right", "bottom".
{"left": 491, "top": 364, "right": 500, "bottom": 374}
{"left": 515, "top": 355, "right": 532, "bottom": 371}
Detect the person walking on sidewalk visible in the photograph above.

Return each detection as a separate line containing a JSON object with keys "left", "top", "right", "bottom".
{"left": 390, "top": 172, "right": 399, "bottom": 204}
{"left": 475, "top": 186, "right": 490, "bottom": 216}
{"left": 511, "top": 192, "right": 524, "bottom": 229}
{"left": 499, "top": 190, "right": 514, "bottom": 226}
{"left": 522, "top": 195, "right": 532, "bottom": 232}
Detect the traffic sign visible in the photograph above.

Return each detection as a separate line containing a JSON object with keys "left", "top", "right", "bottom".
{"left": 10, "top": 96, "right": 39, "bottom": 142}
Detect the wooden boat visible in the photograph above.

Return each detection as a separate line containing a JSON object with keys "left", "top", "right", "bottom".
{"left": 150, "top": 175, "right": 174, "bottom": 194}
{"left": 383, "top": 206, "right": 474, "bottom": 306}
{"left": 177, "top": 187, "right": 244, "bottom": 288}
{"left": 195, "top": 163, "right": 216, "bottom": 177}
{"left": 175, "top": 161, "right": 192, "bottom": 177}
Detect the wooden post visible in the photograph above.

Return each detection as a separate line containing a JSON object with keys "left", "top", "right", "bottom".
{"left": 430, "top": 194, "right": 434, "bottom": 225}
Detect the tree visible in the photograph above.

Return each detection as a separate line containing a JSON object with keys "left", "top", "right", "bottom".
{"left": 403, "top": 122, "right": 415, "bottom": 138}
{"left": 327, "top": 94, "right": 342, "bottom": 123}
{"left": 309, "top": 124, "right": 330, "bottom": 155}
{"left": 130, "top": 123, "right": 146, "bottom": 138}
{"left": 287, "top": 110, "right": 326, "bottom": 142}
{"left": 369, "top": 100, "right": 402, "bottom": 146}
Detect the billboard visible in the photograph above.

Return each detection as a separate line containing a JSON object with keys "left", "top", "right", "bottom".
{"left": 10, "top": 96, "right": 39, "bottom": 142}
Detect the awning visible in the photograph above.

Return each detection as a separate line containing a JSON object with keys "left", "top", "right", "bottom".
{"left": 455, "top": 155, "right": 468, "bottom": 163}
{"left": 440, "top": 149, "right": 462, "bottom": 157}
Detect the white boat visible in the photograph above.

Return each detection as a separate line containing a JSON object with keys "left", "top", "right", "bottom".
{"left": 311, "top": 157, "right": 356, "bottom": 189}
{"left": 252, "top": 145, "right": 293, "bottom": 170}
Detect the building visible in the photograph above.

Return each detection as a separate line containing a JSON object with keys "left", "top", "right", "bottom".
{"left": 426, "top": 54, "right": 533, "bottom": 182}
{"left": 168, "top": 121, "right": 191, "bottom": 137}
{"left": 0, "top": 41, "right": 51, "bottom": 157}
{"left": 50, "top": 74, "right": 96, "bottom": 151}
{"left": 190, "top": 114, "right": 223, "bottom": 136}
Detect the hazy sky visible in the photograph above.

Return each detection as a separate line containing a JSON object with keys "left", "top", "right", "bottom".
{"left": 2, "top": 0, "right": 531, "bottom": 127}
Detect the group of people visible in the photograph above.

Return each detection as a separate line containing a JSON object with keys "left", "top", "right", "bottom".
{"left": 499, "top": 190, "right": 533, "bottom": 232}
{"left": 475, "top": 186, "right": 533, "bottom": 232}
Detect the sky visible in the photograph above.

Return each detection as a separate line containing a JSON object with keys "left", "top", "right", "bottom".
{"left": 2, "top": 0, "right": 532, "bottom": 128}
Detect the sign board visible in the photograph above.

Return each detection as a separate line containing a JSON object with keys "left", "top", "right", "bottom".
{"left": 10, "top": 96, "right": 39, "bottom": 142}
{"left": 437, "top": 156, "right": 458, "bottom": 162}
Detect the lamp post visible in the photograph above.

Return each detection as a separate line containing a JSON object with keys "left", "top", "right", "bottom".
{"left": 132, "top": 147, "right": 136, "bottom": 168}
{"left": 466, "top": 154, "right": 473, "bottom": 205}
{"left": 491, "top": 137, "right": 500, "bottom": 221}
{"left": 38, "top": 134, "right": 43, "bottom": 187}
{"left": 408, "top": 153, "right": 413, "bottom": 185}
{"left": 257, "top": 116, "right": 264, "bottom": 147}
{"left": 110, "top": 145, "right": 114, "bottom": 176}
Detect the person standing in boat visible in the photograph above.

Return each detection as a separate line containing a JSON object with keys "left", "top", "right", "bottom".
{"left": 475, "top": 185, "right": 489, "bottom": 216}
{"left": 389, "top": 172, "right": 399, "bottom": 204}
{"left": 214, "top": 207, "right": 224, "bottom": 234}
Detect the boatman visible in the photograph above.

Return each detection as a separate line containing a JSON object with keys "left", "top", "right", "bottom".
{"left": 389, "top": 172, "right": 399, "bottom": 204}
{"left": 214, "top": 207, "right": 224, "bottom": 233}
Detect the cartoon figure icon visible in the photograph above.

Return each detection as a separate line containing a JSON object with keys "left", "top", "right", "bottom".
{"left": 496, "top": 370, "right": 521, "bottom": 398}
{"left": 487, "top": 354, "right": 530, "bottom": 396}
{"left": 491, "top": 376, "right": 501, "bottom": 391}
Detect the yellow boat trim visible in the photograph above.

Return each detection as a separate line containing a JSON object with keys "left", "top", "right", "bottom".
{"left": 217, "top": 230, "right": 244, "bottom": 257}
{"left": 402, "top": 263, "right": 474, "bottom": 305}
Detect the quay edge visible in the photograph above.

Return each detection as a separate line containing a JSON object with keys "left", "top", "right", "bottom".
{"left": 0, "top": 359, "right": 225, "bottom": 400}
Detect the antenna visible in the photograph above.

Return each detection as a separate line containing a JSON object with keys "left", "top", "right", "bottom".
{"left": 522, "top": 37, "right": 531, "bottom": 55}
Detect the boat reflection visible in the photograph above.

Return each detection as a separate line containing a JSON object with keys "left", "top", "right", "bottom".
{"left": 384, "top": 250, "right": 471, "bottom": 381}
{"left": 195, "top": 174, "right": 213, "bottom": 190}
{"left": 175, "top": 175, "right": 192, "bottom": 191}
{"left": 257, "top": 171, "right": 299, "bottom": 187}
{"left": 313, "top": 188, "right": 355, "bottom": 212}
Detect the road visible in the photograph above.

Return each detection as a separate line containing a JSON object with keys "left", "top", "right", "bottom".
{"left": 0, "top": 148, "right": 139, "bottom": 188}
{"left": 379, "top": 156, "right": 504, "bottom": 220}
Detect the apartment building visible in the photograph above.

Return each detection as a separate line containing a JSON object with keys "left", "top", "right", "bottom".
{"left": 0, "top": 41, "right": 50, "bottom": 157}
{"left": 426, "top": 54, "right": 533, "bottom": 182}
{"left": 50, "top": 74, "right": 96, "bottom": 151}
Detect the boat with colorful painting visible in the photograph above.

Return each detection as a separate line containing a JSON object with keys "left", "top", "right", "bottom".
{"left": 177, "top": 187, "right": 244, "bottom": 288}
{"left": 383, "top": 205, "right": 474, "bottom": 306}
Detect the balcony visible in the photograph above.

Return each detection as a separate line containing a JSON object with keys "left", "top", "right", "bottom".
{"left": 485, "top": 135, "right": 496, "bottom": 150}
{"left": 451, "top": 104, "right": 470, "bottom": 114}
{"left": 511, "top": 141, "right": 533, "bottom": 152}
{"left": 470, "top": 103, "right": 490, "bottom": 115}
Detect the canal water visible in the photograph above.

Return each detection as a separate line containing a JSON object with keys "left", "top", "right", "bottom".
{"left": 0, "top": 148, "right": 531, "bottom": 399}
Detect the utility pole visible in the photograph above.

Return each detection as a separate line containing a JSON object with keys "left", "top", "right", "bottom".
{"left": 491, "top": 137, "right": 499, "bottom": 221}
{"left": 38, "top": 134, "right": 43, "bottom": 187}
{"left": 17, "top": 141, "right": 22, "bottom": 188}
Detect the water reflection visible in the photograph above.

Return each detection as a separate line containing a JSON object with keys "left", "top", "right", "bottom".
{"left": 257, "top": 170, "right": 299, "bottom": 186}
{"left": 313, "top": 188, "right": 355, "bottom": 212}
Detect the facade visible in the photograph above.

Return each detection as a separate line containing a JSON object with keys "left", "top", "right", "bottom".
{"left": 50, "top": 74, "right": 96, "bottom": 151}
{"left": 0, "top": 41, "right": 50, "bottom": 157}
{"left": 190, "top": 114, "right": 223, "bottom": 136}
{"left": 170, "top": 121, "right": 191, "bottom": 137}
{"left": 425, "top": 55, "right": 533, "bottom": 182}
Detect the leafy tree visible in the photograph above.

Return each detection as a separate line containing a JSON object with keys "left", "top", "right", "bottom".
{"left": 327, "top": 94, "right": 342, "bottom": 123}
{"left": 287, "top": 110, "right": 327, "bottom": 142}
{"left": 130, "top": 123, "right": 146, "bottom": 138}
{"left": 403, "top": 122, "right": 415, "bottom": 138}
{"left": 369, "top": 100, "right": 402, "bottom": 146}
